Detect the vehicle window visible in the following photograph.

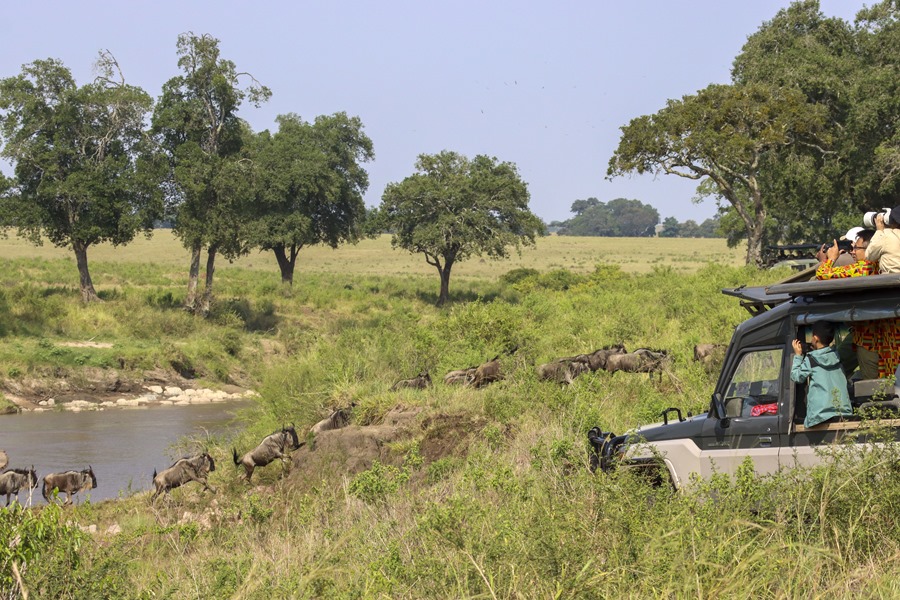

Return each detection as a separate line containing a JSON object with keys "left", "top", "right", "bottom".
{"left": 724, "top": 349, "right": 782, "bottom": 418}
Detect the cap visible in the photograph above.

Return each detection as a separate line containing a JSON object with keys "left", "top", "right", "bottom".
{"left": 843, "top": 226, "right": 864, "bottom": 243}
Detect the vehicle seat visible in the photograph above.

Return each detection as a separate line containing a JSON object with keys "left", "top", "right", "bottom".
{"left": 853, "top": 379, "right": 900, "bottom": 414}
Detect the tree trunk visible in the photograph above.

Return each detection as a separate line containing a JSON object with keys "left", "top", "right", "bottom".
{"left": 273, "top": 243, "right": 300, "bottom": 286}
{"left": 73, "top": 240, "right": 101, "bottom": 303}
{"left": 435, "top": 257, "right": 454, "bottom": 307}
{"left": 746, "top": 223, "right": 765, "bottom": 267}
{"left": 199, "top": 244, "right": 218, "bottom": 316}
{"left": 185, "top": 243, "right": 202, "bottom": 311}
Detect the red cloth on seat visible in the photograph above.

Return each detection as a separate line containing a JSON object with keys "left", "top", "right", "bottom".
{"left": 750, "top": 403, "right": 778, "bottom": 417}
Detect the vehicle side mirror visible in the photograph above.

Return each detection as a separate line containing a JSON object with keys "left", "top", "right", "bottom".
{"left": 712, "top": 393, "right": 730, "bottom": 427}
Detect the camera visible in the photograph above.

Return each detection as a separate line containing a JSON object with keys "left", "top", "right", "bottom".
{"left": 863, "top": 208, "right": 891, "bottom": 229}
{"left": 820, "top": 239, "right": 853, "bottom": 254}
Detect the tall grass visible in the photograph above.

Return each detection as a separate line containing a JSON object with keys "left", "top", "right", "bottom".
{"left": 6, "top": 239, "right": 896, "bottom": 598}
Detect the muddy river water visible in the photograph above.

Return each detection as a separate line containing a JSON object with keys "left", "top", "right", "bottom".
{"left": 0, "top": 400, "right": 248, "bottom": 504}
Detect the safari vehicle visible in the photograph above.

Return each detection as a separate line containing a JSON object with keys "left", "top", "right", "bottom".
{"left": 763, "top": 243, "right": 821, "bottom": 271}
{"left": 589, "top": 273, "right": 900, "bottom": 489}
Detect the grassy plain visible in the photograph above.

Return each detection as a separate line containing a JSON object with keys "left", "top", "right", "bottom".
{"left": 0, "top": 229, "right": 746, "bottom": 278}
{"left": 5, "top": 234, "right": 900, "bottom": 599}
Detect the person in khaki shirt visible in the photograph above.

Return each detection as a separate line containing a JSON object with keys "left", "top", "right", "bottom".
{"left": 866, "top": 205, "right": 900, "bottom": 274}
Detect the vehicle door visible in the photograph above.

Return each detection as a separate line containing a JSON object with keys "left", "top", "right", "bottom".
{"left": 698, "top": 346, "right": 785, "bottom": 478}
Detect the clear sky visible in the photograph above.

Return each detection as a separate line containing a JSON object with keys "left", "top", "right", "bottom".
{"left": 3, "top": 0, "right": 861, "bottom": 225}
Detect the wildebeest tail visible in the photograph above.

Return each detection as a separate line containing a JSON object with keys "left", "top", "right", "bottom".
{"left": 152, "top": 469, "right": 157, "bottom": 481}
{"left": 232, "top": 447, "right": 240, "bottom": 466}
{"left": 41, "top": 479, "right": 49, "bottom": 502}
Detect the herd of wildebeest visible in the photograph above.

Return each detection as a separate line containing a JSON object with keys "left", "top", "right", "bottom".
{"left": 0, "top": 342, "right": 725, "bottom": 507}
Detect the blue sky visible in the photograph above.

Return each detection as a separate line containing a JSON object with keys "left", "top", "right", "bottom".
{"left": 3, "top": 0, "right": 861, "bottom": 224}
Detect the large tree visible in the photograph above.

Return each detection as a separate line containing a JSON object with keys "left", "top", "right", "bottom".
{"left": 249, "top": 112, "right": 374, "bottom": 285}
{"left": 729, "top": 1, "right": 900, "bottom": 239}
{"left": 608, "top": 83, "right": 830, "bottom": 266}
{"left": 557, "top": 197, "right": 659, "bottom": 237}
{"left": 0, "top": 54, "right": 160, "bottom": 302}
{"left": 380, "top": 151, "right": 544, "bottom": 306}
{"left": 152, "top": 32, "right": 270, "bottom": 314}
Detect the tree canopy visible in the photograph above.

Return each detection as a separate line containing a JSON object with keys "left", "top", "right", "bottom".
{"left": 608, "top": 82, "right": 830, "bottom": 266}
{"left": 0, "top": 54, "right": 160, "bottom": 301}
{"left": 248, "top": 112, "right": 374, "bottom": 285}
{"left": 380, "top": 151, "right": 544, "bottom": 306}
{"left": 556, "top": 197, "right": 659, "bottom": 237}
{"left": 152, "top": 32, "right": 270, "bottom": 313}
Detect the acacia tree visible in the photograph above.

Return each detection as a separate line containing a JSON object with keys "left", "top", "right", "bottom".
{"left": 380, "top": 151, "right": 544, "bottom": 306}
{"left": 249, "top": 112, "right": 374, "bottom": 285}
{"left": 0, "top": 54, "right": 160, "bottom": 302}
{"left": 152, "top": 32, "right": 270, "bottom": 314}
{"left": 608, "top": 83, "right": 830, "bottom": 266}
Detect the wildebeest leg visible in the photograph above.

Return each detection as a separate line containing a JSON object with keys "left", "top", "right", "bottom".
{"left": 65, "top": 492, "right": 72, "bottom": 506}
{"left": 198, "top": 476, "right": 215, "bottom": 494}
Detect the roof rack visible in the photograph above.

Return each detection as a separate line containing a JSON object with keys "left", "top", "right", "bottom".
{"left": 767, "top": 273, "right": 900, "bottom": 297}
{"left": 722, "top": 265, "right": 816, "bottom": 316}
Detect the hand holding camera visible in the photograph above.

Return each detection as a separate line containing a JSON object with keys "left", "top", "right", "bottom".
{"left": 863, "top": 208, "right": 891, "bottom": 230}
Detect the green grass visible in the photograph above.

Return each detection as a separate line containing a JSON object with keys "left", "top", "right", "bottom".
{"left": 7, "top": 236, "right": 900, "bottom": 598}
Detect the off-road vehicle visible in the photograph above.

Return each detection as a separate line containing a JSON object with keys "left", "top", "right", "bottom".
{"left": 589, "top": 270, "right": 900, "bottom": 489}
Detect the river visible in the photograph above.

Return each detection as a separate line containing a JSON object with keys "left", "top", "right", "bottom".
{"left": 0, "top": 400, "right": 248, "bottom": 505}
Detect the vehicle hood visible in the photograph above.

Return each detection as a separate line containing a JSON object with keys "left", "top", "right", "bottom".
{"left": 630, "top": 414, "right": 708, "bottom": 442}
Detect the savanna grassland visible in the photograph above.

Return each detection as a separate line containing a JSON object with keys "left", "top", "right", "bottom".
{"left": 4, "top": 233, "right": 900, "bottom": 599}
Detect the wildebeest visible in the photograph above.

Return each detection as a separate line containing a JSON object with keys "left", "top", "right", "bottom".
{"left": 584, "top": 344, "right": 627, "bottom": 371}
{"left": 536, "top": 358, "right": 591, "bottom": 385}
{"left": 443, "top": 367, "right": 477, "bottom": 386}
{"left": 310, "top": 406, "right": 354, "bottom": 435}
{"left": 0, "top": 467, "right": 38, "bottom": 506}
{"left": 693, "top": 343, "right": 726, "bottom": 368}
{"left": 390, "top": 371, "right": 432, "bottom": 391}
{"left": 469, "top": 355, "right": 503, "bottom": 388}
{"left": 606, "top": 348, "right": 672, "bottom": 380}
{"left": 42, "top": 467, "right": 97, "bottom": 505}
{"left": 151, "top": 453, "right": 216, "bottom": 501}
{"left": 233, "top": 424, "right": 303, "bottom": 482}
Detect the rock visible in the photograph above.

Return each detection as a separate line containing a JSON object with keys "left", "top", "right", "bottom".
{"left": 146, "top": 385, "right": 164, "bottom": 395}
{"left": 164, "top": 386, "right": 183, "bottom": 397}
{"left": 105, "top": 523, "right": 121, "bottom": 535}
{"left": 46, "top": 398, "right": 56, "bottom": 406}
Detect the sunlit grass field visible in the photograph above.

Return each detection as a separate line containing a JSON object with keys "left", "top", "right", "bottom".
{"left": 0, "top": 229, "right": 746, "bottom": 280}
{"left": 22, "top": 230, "right": 897, "bottom": 599}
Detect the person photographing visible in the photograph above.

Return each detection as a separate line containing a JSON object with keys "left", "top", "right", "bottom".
{"left": 790, "top": 321, "right": 853, "bottom": 428}
{"left": 866, "top": 206, "right": 900, "bottom": 274}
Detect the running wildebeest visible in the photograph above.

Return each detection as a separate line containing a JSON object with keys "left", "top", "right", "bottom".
{"left": 536, "top": 358, "right": 591, "bottom": 385}
{"left": 42, "top": 467, "right": 97, "bottom": 505}
{"left": 233, "top": 424, "right": 303, "bottom": 482}
{"left": 390, "top": 371, "right": 432, "bottom": 391}
{"left": 443, "top": 367, "right": 477, "bottom": 386}
{"left": 469, "top": 355, "right": 503, "bottom": 388}
{"left": 693, "top": 343, "right": 726, "bottom": 368}
{"left": 585, "top": 344, "right": 627, "bottom": 371}
{"left": 310, "top": 406, "right": 354, "bottom": 435}
{"left": 0, "top": 467, "right": 39, "bottom": 506}
{"left": 606, "top": 348, "right": 672, "bottom": 380}
{"left": 151, "top": 453, "right": 216, "bottom": 502}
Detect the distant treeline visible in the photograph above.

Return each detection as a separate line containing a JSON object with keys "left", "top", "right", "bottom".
{"left": 548, "top": 197, "right": 722, "bottom": 238}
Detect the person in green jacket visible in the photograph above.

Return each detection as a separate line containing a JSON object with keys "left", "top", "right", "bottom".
{"left": 791, "top": 321, "right": 853, "bottom": 428}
